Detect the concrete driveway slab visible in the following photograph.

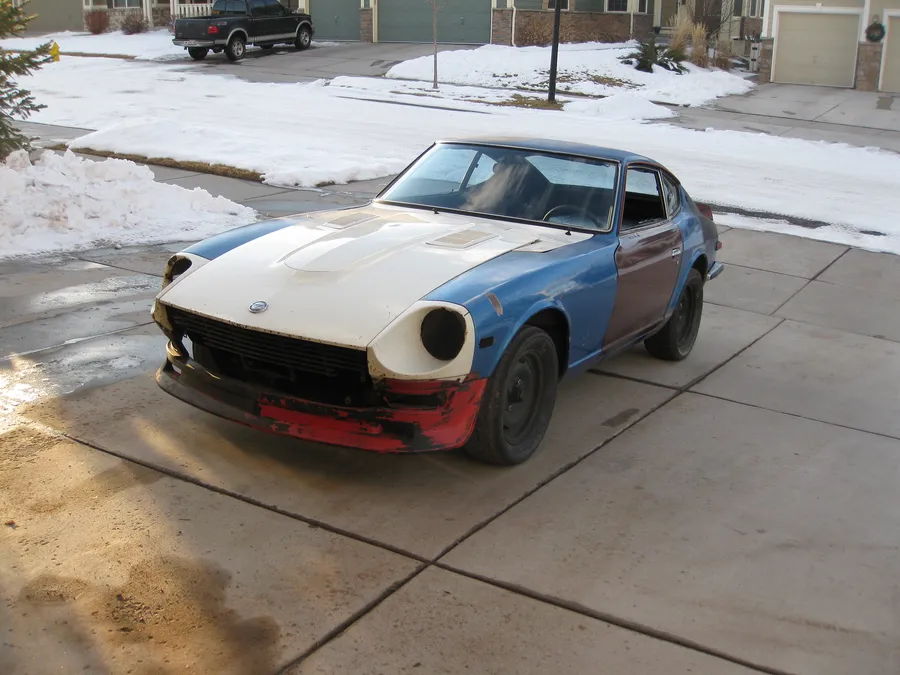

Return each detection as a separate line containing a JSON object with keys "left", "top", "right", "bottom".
{"left": 703, "top": 264, "right": 809, "bottom": 315}
{"left": 717, "top": 228, "right": 847, "bottom": 278}
{"left": 21, "top": 372, "right": 673, "bottom": 558}
{"left": 287, "top": 567, "right": 758, "bottom": 675}
{"left": 442, "top": 394, "right": 900, "bottom": 675}
{"left": 595, "top": 304, "right": 781, "bottom": 388}
{"left": 76, "top": 242, "right": 190, "bottom": 277}
{"left": 817, "top": 247, "right": 900, "bottom": 290}
{"left": 0, "top": 428, "right": 417, "bottom": 675}
{"left": 692, "top": 320, "right": 900, "bottom": 439}
{"left": 775, "top": 280, "right": 900, "bottom": 343}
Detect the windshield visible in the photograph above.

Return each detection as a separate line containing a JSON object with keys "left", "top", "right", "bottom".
{"left": 378, "top": 143, "right": 618, "bottom": 232}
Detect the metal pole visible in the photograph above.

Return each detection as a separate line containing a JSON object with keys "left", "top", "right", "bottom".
{"left": 547, "top": 1, "right": 562, "bottom": 102}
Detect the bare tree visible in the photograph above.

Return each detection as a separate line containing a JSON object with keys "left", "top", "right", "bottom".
{"left": 427, "top": 0, "right": 447, "bottom": 89}
{"left": 687, "top": 0, "right": 733, "bottom": 39}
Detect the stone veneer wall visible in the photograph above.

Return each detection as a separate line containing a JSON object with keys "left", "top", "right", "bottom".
{"left": 84, "top": 7, "right": 171, "bottom": 31}
{"left": 740, "top": 16, "right": 762, "bottom": 40}
{"left": 855, "top": 42, "right": 883, "bottom": 91}
{"left": 504, "top": 10, "right": 654, "bottom": 47}
{"left": 360, "top": 7, "right": 373, "bottom": 42}
{"left": 756, "top": 37, "right": 774, "bottom": 84}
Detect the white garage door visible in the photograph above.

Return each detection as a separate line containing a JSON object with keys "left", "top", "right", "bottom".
{"left": 881, "top": 16, "right": 900, "bottom": 94}
{"left": 773, "top": 12, "right": 860, "bottom": 87}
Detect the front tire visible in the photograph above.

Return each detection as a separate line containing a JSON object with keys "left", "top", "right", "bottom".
{"left": 225, "top": 35, "right": 246, "bottom": 61}
{"left": 295, "top": 26, "right": 312, "bottom": 50}
{"left": 644, "top": 267, "right": 704, "bottom": 361}
{"left": 188, "top": 47, "right": 209, "bottom": 61}
{"left": 465, "top": 326, "right": 558, "bottom": 466}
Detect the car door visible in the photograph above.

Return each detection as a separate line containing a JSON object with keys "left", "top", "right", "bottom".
{"left": 267, "top": 0, "right": 296, "bottom": 35}
{"left": 602, "top": 165, "right": 683, "bottom": 350}
{"left": 247, "top": 0, "right": 270, "bottom": 39}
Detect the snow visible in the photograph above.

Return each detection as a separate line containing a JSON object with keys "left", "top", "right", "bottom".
{"left": 0, "top": 29, "right": 336, "bottom": 61}
{"left": 14, "top": 56, "right": 900, "bottom": 255}
{"left": 386, "top": 42, "right": 754, "bottom": 107}
{"left": 0, "top": 150, "right": 257, "bottom": 258}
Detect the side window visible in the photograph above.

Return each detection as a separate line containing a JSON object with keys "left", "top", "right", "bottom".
{"left": 622, "top": 168, "right": 667, "bottom": 230}
{"left": 661, "top": 174, "right": 681, "bottom": 218}
{"left": 248, "top": 0, "right": 265, "bottom": 16}
{"left": 465, "top": 153, "right": 496, "bottom": 187}
{"left": 227, "top": 0, "right": 248, "bottom": 13}
{"left": 264, "top": 0, "right": 285, "bottom": 15}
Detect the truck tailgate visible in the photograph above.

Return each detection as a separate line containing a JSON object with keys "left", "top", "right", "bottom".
{"left": 174, "top": 19, "right": 213, "bottom": 40}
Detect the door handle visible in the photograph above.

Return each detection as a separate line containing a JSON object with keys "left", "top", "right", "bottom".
{"left": 671, "top": 248, "right": 681, "bottom": 258}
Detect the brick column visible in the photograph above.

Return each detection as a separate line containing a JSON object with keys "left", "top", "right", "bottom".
{"left": 855, "top": 41, "right": 883, "bottom": 91}
{"left": 360, "top": 7, "right": 373, "bottom": 42}
{"left": 491, "top": 8, "right": 513, "bottom": 45}
{"left": 757, "top": 38, "right": 774, "bottom": 84}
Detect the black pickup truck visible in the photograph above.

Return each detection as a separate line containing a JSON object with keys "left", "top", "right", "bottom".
{"left": 172, "top": 0, "right": 314, "bottom": 62}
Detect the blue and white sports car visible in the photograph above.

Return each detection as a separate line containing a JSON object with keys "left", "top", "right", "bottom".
{"left": 151, "top": 138, "right": 723, "bottom": 465}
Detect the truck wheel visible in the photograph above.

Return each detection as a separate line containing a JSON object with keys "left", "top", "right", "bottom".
{"left": 225, "top": 35, "right": 246, "bottom": 61}
{"left": 187, "top": 47, "right": 209, "bottom": 61}
{"left": 295, "top": 26, "right": 312, "bottom": 50}
{"left": 464, "top": 326, "right": 558, "bottom": 466}
{"left": 644, "top": 268, "right": 704, "bottom": 361}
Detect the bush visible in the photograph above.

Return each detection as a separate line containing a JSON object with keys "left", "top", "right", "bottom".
{"left": 619, "top": 36, "right": 686, "bottom": 74}
{"left": 667, "top": 7, "right": 692, "bottom": 55}
{"left": 713, "top": 38, "right": 733, "bottom": 70}
{"left": 690, "top": 23, "right": 709, "bottom": 67}
{"left": 84, "top": 9, "right": 109, "bottom": 35}
{"left": 120, "top": 12, "right": 149, "bottom": 35}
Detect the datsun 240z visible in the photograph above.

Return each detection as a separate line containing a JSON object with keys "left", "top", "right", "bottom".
{"left": 151, "top": 138, "right": 724, "bottom": 466}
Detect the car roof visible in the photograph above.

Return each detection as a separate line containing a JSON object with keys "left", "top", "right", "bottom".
{"left": 434, "top": 136, "right": 663, "bottom": 168}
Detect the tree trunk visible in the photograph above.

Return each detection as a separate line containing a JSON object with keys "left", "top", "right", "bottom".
{"left": 433, "top": 7, "right": 438, "bottom": 89}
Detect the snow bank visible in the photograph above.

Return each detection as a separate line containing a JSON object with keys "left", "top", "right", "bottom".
{"left": 386, "top": 42, "right": 754, "bottom": 107}
{"left": 17, "top": 57, "right": 900, "bottom": 254}
{"left": 0, "top": 30, "right": 185, "bottom": 61}
{"left": 0, "top": 150, "right": 257, "bottom": 258}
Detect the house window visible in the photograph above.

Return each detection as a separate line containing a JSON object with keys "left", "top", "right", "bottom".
{"left": 750, "top": 0, "right": 757, "bottom": 16}
{"left": 108, "top": 0, "right": 141, "bottom": 7}
{"left": 758, "top": 0, "right": 764, "bottom": 17}
{"left": 733, "top": 0, "right": 742, "bottom": 16}
{"left": 607, "top": 0, "right": 627, "bottom": 12}
{"left": 638, "top": 0, "right": 653, "bottom": 13}
{"left": 548, "top": 0, "right": 569, "bottom": 9}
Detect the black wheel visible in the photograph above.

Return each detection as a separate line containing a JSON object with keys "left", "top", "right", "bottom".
{"left": 225, "top": 35, "right": 246, "bottom": 61}
{"left": 644, "top": 268, "right": 704, "bottom": 361}
{"left": 188, "top": 47, "right": 209, "bottom": 61}
{"left": 295, "top": 26, "right": 312, "bottom": 50}
{"left": 465, "top": 326, "right": 558, "bottom": 466}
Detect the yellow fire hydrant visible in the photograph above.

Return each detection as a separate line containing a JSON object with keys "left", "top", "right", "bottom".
{"left": 50, "top": 41, "right": 60, "bottom": 62}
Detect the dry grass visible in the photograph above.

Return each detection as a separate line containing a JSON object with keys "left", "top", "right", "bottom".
{"left": 668, "top": 7, "right": 693, "bottom": 55}
{"left": 465, "top": 94, "right": 564, "bottom": 111}
{"left": 587, "top": 74, "right": 633, "bottom": 88}
{"left": 714, "top": 38, "right": 733, "bottom": 70}
{"left": 49, "top": 145, "right": 263, "bottom": 182}
{"left": 690, "top": 23, "right": 709, "bottom": 68}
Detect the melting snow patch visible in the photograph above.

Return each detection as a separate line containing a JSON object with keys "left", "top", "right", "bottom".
{"left": 0, "top": 150, "right": 257, "bottom": 258}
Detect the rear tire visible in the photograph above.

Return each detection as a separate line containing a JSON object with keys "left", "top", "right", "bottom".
{"left": 188, "top": 47, "right": 209, "bottom": 61}
{"left": 225, "top": 35, "right": 246, "bottom": 61}
{"left": 295, "top": 26, "right": 312, "bottom": 50}
{"left": 464, "top": 326, "right": 558, "bottom": 466}
{"left": 644, "top": 268, "right": 704, "bottom": 361}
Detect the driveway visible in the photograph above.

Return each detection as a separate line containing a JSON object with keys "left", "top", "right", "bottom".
{"left": 669, "top": 83, "right": 900, "bottom": 152}
{"left": 2, "top": 166, "right": 900, "bottom": 675}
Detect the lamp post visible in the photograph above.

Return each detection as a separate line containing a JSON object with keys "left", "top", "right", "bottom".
{"left": 547, "top": 0, "right": 562, "bottom": 102}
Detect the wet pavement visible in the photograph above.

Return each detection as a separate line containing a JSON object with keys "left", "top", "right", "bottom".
{"left": 2, "top": 166, "right": 900, "bottom": 674}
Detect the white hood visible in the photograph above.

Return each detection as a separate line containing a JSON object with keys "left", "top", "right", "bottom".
{"left": 158, "top": 203, "right": 585, "bottom": 348}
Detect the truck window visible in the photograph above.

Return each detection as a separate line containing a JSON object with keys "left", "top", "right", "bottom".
{"left": 211, "top": 0, "right": 247, "bottom": 15}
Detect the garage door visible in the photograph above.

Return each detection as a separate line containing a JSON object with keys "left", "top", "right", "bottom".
{"left": 309, "top": 0, "right": 361, "bottom": 40}
{"left": 25, "top": 0, "right": 84, "bottom": 33}
{"left": 773, "top": 12, "right": 860, "bottom": 87}
{"left": 378, "top": 0, "right": 490, "bottom": 44}
{"left": 881, "top": 16, "right": 900, "bottom": 94}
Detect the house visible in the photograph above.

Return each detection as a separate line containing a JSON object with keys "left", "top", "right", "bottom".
{"left": 754, "top": 0, "right": 900, "bottom": 92}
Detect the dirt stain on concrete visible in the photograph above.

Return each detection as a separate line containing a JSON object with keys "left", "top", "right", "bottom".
{"left": 17, "top": 556, "right": 281, "bottom": 675}
{"left": 601, "top": 408, "right": 640, "bottom": 428}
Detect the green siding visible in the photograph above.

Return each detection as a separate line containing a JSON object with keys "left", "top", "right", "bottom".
{"left": 26, "top": 0, "right": 83, "bottom": 32}
{"left": 515, "top": 0, "right": 544, "bottom": 9}
{"left": 378, "top": 0, "right": 491, "bottom": 43}
{"left": 309, "top": 0, "right": 361, "bottom": 40}
{"left": 577, "top": 0, "right": 607, "bottom": 10}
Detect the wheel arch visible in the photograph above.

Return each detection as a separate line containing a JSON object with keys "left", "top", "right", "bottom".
{"left": 520, "top": 305, "right": 571, "bottom": 379}
{"left": 691, "top": 252, "right": 708, "bottom": 280}
{"left": 296, "top": 20, "right": 312, "bottom": 35}
{"left": 226, "top": 28, "right": 248, "bottom": 44}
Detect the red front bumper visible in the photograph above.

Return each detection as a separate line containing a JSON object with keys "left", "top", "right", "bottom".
{"left": 156, "top": 342, "right": 487, "bottom": 453}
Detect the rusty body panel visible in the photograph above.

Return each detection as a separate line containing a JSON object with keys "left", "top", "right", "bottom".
{"left": 603, "top": 222, "right": 683, "bottom": 349}
{"left": 157, "top": 343, "right": 486, "bottom": 453}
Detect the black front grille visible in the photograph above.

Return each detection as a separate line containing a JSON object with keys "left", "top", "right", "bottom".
{"left": 166, "top": 306, "right": 369, "bottom": 381}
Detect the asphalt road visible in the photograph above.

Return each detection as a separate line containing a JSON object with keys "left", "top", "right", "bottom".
{"left": 2, "top": 153, "right": 900, "bottom": 675}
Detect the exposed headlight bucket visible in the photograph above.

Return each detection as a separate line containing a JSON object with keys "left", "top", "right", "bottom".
{"left": 420, "top": 308, "right": 466, "bottom": 361}
{"left": 162, "top": 255, "right": 193, "bottom": 289}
